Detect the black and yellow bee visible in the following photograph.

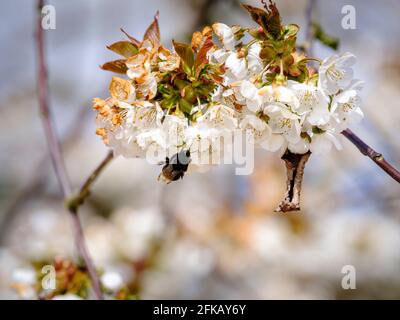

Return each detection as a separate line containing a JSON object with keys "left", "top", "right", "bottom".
{"left": 158, "top": 150, "right": 191, "bottom": 183}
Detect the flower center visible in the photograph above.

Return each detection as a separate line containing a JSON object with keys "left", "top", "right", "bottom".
{"left": 327, "top": 66, "right": 344, "bottom": 82}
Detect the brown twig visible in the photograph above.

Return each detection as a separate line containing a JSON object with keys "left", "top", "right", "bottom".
{"left": 341, "top": 129, "right": 400, "bottom": 183}
{"left": 66, "top": 151, "right": 114, "bottom": 213}
{"left": 36, "top": 0, "right": 106, "bottom": 299}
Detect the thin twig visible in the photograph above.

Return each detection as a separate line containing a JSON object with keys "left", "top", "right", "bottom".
{"left": 67, "top": 151, "right": 114, "bottom": 213}
{"left": 36, "top": 0, "right": 105, "bottom": 299}
{"left": 341, "top": 129, "right": 400, "bottom": 183}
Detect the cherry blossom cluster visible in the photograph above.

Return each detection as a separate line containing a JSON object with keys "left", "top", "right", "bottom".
{"left": 93, "top": 3, "right": 363, "bottom": 182}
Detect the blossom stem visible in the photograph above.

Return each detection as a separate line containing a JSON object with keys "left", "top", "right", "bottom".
{"left": 245, "top": 39, "right": 258, "bottom": 49}
{"left": 279, "top": 59, "right": 284, "bottom": 76}
{"left": 341, "top": 129, "right": 400, "bottom": 183}
{"left": 35, "top": 0, "right": 104, "bottom": 299}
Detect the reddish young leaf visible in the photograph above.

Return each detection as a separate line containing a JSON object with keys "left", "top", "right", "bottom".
{"left": 211, "top": 73, "right": 224, "bottom": 84}
{"left": 100, "top": 59, "right": 128, "bottom": 74}
{"left": 120, "top": 28, "right": 141, "bottom": 47}
{"left": 143, "top": 12, "right": 160, "bottom": 45}
{"left": 194, "top": 37, "right": 213, "bottom": 77}
{"left": 241, "top": 4, "right": 269, "bottom": 34}
{"left": 265, "top": 1, "right": 282, "bottom": 39}
{"left": 242, "top": 2, "right": 282, "bottom": 39}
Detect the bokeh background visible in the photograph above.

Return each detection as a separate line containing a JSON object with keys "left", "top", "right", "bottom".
{"left": 1, "top": 0, "right": 400, "bottom": 299}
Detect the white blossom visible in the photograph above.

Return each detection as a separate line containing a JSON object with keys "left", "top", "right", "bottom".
{"left": 212, "top": 23, "right": 235, "bottom": 51}
{"left": 310, "top": 128, "right": 343, "bottom": 155}
{"left": 101, "top": 271, "right": 124, "bottom": 292}
{"left": 318, "top": 52, "right": 356, "bottom": 95}
{"left": 331, "top": 80, "right": 364, "bottom": 130}
{"left": 239, "top": 114, "right": 271, "bottom": 147}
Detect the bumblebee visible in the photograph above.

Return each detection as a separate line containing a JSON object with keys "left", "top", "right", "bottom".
{"left": 158, "top": 150, "right": 191, "bottom": 184}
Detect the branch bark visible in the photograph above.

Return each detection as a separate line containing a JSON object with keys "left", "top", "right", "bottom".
{"left": 275, "top": 151, "right": 311, "bottom": 212}
{"left": 341, "top": 129, "right": 400, "bottom": 183}
{"left": 36, "top": 0, "right": 107, "bottom": 299}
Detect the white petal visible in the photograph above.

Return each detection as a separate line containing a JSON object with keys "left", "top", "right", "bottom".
{"left": 240, "top": 80, "right": 258, "bottom": 100}
{"left": 310, "top": 134, "right": 332, "bottom": 155}
{"left": 260, "top": 134, "right": 285, "bottom": 152}
{"left": 288, "top": 139, "right": 310, "bottom": 154}
{"left": 225, "top": 54, "right": 247, "bottom": 79}
{"left": 212, "top": 23, "right": 235, "bottom": 51}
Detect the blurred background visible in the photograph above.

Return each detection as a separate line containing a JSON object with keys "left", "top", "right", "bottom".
{"left": 0, "top": 0, "right": 400, "bottom": 299}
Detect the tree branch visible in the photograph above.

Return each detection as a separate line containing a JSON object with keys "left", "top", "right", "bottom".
{"left": 36, "top": 0, "right": 105, "bottom": 299}
{"left": 67, "top": 151, "right": 114, "bottom": 213}
{"left": 275, "top": 151, "right": 311, "bottom": 212}
{"left": 341, "top": 129, "right": 400, "bottom": 183}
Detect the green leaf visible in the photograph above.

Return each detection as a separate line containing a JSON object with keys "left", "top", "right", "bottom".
{"left": 248, "top": 27, "right": 267, "bottom": 40}
{"left": 179, "top": 98, "right": 192, "bottom": 114}
{"left": 259, "top": 46, "right": 276, "bottom": 61}
{"left": 184, "top": 86, "right": 196, "bottom": 102}
{"left": 173, "top": 78, "right": 190, "bottom": 90}
{"left": 106, "top": 41, "right": 138, "bottom": 58}
{"left": 100, "top": 59, "right": 128, "bottom": 74}
{"left": 313, "top": 22, "right": 339, "bottom": 50}
{"left": 231, "top": 25, "right": 246, "bottom": 41}
{"left": 173, "top": 40, "right": 195, "bottom": 70}
{"left": 284, "top": 24, "right": 299, "bottom": 38}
